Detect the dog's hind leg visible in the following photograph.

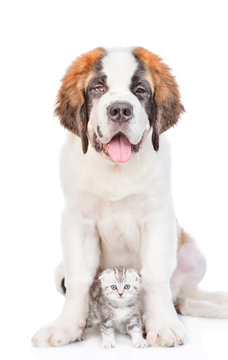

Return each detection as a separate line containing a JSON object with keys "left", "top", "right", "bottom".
{"left": 171, "top": 227, "right": 207, "bottom": 302}
{"left": 172, "top": 227, "right": 228, "bottom": 319}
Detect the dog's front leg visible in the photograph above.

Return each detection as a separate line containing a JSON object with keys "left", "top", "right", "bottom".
{"left": 32, "top": 208, "right": 99, "bottom": 347}
{"left": 141, "top": 208, "right": 184, "bottom": 347}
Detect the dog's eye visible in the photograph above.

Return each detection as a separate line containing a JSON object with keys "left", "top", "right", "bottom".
{"left": 94, "top": 85, "right": 105, "bottom": 93}
{"left": 135, "top": 87, "right": 146, "bottom": 94}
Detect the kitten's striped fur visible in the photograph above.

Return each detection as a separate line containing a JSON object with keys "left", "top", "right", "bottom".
{"left": 86, "top": 266, "right": 147, "bottom": 348}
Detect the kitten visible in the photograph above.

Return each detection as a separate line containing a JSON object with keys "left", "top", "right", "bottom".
{"left": 86, "top": 266, "right": 147, "bottom": 349}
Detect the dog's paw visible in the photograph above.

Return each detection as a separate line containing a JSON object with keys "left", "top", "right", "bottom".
{"left": 147, "top": 322, "right": 184, "bottom": 347}
{"left": 32, "top": 324, "right": 83, "bottom": 347}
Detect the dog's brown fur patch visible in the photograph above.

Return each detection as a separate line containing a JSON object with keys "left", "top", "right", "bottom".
{"left": 55, "top": 47, "right": 107, "bottom": 153}
{"left": 133, "top": 47, "right": 185, "bottom": 150}
{"left": 177, "top": 227, "right": 191, "bottom": 252}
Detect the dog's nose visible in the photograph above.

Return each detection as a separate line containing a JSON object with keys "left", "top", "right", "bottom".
{"left": 107, "top": 102, "right": 133, "bottom": 123}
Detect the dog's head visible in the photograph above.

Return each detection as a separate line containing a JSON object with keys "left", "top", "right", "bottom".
{"left": 55, "top": 47, "right": 184, "bottom": 163}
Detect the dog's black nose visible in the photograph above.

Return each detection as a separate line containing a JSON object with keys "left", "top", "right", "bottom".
{"left": 107, "top": 102, "right": 133, "bottom": 123}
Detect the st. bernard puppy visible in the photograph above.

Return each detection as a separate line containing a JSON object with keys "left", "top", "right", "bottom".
{"left": 32, "top": 47, "right": 228, "bottom": 348}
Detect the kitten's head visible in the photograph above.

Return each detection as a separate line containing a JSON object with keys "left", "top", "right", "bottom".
{"left": 98, "top": 266, "right": 141, "bottom": 304}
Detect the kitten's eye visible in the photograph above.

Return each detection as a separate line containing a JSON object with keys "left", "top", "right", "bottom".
{"left": 124, "top": 284, "right": 130, "bottom": 290}
{"left": 94, "top": 85, "right": 105, "bottom": 93}
{"left": 111, "top": 285, "right": 117, "bottom": 290}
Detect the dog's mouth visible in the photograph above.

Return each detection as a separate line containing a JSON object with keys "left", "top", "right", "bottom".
{"left": 92, "top": 132, "right": 144, "bottom": 163}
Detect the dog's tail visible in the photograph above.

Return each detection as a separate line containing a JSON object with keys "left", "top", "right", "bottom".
{"left": 175, "top": 288, "right": 228, "bottom": 319}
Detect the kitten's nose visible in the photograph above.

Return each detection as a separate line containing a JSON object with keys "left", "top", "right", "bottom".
{"left": 118, "top": 293, "right": 123, "bottom": 297}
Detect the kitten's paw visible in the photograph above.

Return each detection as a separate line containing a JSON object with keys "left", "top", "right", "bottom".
{"left": 77, "top": 334, "right": 85, "bottom": 342}
{"left": 32, "top": 323, "right": 83, "bottom": 347}
{"left": 102, "top": 340, "right": 116, "bottom": 349}
{"left": 133, "top": 338, "right": 148, "bottom": 348}
{"left": 147, "top": 322, "right": 184, "bottom": 347}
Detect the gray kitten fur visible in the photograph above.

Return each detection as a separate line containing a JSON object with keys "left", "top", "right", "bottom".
{"left": 85, "top": 266, "right": 147, "bottom": 348}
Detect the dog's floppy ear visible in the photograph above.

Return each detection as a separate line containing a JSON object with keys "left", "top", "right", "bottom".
{"left": 133, "top": 47, "right": 185, "bottom": 151}
{"left": 55, "top": 86, "right": 88, "bottom": 153}
{"left": 55, "top": 47, "right": 106, "bottom": 154}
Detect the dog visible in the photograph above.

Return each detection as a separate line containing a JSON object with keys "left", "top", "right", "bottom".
{"left": 32, "top": 47, "right": 228, "bottom": 347}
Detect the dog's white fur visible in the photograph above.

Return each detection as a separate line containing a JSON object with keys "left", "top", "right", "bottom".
{"left": 32, "top": 48, "right": 228, "bottom": 348}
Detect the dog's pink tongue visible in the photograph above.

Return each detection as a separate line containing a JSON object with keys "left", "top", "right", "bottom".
{"left": 104, "top": 135, "right": 132, "bottom": 163}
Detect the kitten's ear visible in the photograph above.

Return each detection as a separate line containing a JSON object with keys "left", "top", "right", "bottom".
{"left": 128, "top": 268, "right": 141, "bottom": 282}
{"left": 98, "top": 274, "right": 104, "bottom": 281}
{"left": 135, "top": 272, "right": 141, "bottom": 282}
{"left": 98, "top": 269, "right": 107, "bottom": 281}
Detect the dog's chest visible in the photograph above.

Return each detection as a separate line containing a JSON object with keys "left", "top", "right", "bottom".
{"left": 96, "top": 197, "right": 142, "bottom": 270}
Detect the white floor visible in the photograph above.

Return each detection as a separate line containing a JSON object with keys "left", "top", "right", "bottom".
{"left": 2, "top": 253, "right": 228, "bottom": 360}
{"left": 30, "top": 318, "right": 228, "bottom": 360}
{"left": 5, "top": 315, "right": 228, "bottom": 360}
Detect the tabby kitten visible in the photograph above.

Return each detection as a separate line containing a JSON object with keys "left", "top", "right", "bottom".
{"left": 86, "top": 266, "right": 147, "bottom": 348}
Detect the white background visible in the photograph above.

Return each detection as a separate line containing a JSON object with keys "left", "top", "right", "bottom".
{"left": 0, "top": 0, "right": 228, "bottom": 359}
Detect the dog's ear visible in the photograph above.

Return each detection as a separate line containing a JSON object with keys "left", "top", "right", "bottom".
{"left": 55, "top": 47, "right": 106, "bottom": 154}
{"left": 133, "top": 47, "right": 185, "bottom": 151}
{"left": 151, "top": 61, "right": 185, "bottom": 151}
{"left": 55, "top": 87, "right": 88, "bottom": 153}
